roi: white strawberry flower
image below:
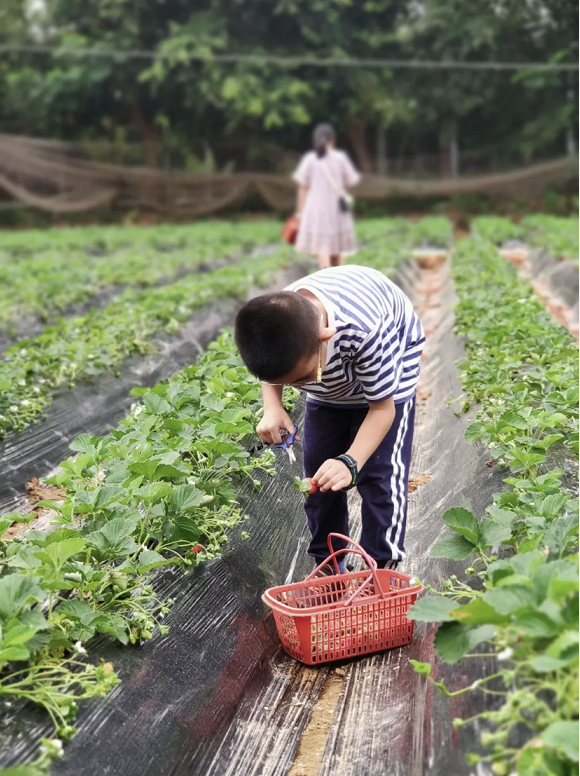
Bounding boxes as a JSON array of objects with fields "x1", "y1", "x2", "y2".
[{"x1": 497, "y1": 647, "x2": 513, "y2": 661}]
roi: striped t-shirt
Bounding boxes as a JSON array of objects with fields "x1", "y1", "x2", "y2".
[{"x1": 285, "y1": 265, "x2": 425, "y2": 406}]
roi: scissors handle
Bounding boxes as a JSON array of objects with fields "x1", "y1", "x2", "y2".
[{"x1": 274, "y1": 424, "x2": 299, "y2": 450}]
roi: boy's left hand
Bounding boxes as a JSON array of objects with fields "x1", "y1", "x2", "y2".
[{"x1": 312, "y1": 459, "x2": 352, "y2": 492}]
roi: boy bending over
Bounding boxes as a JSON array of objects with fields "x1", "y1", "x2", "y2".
[{"x1": 234, "y1": 265, "x2": 424, "y2": 571}]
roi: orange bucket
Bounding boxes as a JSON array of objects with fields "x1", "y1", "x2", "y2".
[{"x1": 262, "y1": 533, "x2": 423, "y2": 665}]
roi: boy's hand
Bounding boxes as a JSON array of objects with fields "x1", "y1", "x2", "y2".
[
  {"x1": 257, "y1": 409, "x2": 297, "y2": 445},
  {"x1": 313, "y1": 459, "x2": 352, "y2": 492}
]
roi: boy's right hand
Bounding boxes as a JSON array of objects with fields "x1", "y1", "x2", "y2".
[{"x1": 257, "y1": 409, "x2": 298, "y2": 445}]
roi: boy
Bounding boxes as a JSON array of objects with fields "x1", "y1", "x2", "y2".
[{"x1": 234, "y1": 264, "x2": 424, "y2": 571}]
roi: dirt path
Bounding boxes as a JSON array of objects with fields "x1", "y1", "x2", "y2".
[
  {"x1": 287, "y1": 671, "x2": 345, "y2": 776},
  {"x1": 284, "y1": 255, "x2": 451, "y2": 776},
  {"x1": 500, "y1": 247, "x2": 578, "y2": 339}
]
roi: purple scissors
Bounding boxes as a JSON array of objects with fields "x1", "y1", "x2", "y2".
[{"x1": 275, "y1": 424, "x2": 299, "y2": 464}]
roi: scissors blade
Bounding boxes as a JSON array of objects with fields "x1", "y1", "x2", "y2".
[{"x1": 287, "y1": 446, "x2": 297, "y2": 463}]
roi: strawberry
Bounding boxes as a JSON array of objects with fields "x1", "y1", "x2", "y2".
[
  {"x1": 305, "y1": 478, "x2": 318, "y2": 495},
  {"x1": 190, "y1": 544, "x2": 203, "y2": 554}
]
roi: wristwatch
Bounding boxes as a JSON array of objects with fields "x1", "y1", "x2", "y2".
[{"x1": 334, "y1": 453, "x2": 358, "y2": 490}]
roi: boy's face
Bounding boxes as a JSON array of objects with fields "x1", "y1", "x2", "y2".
[{"x1": 265, "y1": 347, "x2": 321, "y2": 387}]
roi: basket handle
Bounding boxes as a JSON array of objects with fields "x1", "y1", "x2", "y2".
[{"x1": 306, "y1": 533, "x2": 386, "y2": 606}]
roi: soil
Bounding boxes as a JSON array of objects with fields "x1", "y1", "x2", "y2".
[
  {"x1": 1, "y1": 477, "x2": 67, "y2": 540},
  {"x1": 287, "y1": 670, "x2": 345, "y2": 776},
  {"x1": 26, "y1": 476, "x2": 67, "y2": 507},
  {"x1": 408, "y1": 471, "x2": 433, "y2": 494},
  {"x1": 416, "y1": 387, "x2": 432, "y2": 404}
]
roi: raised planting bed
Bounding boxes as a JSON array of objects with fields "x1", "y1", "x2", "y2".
[
  {"x1": 407, "y1": 236, "x2": 579, "y2": 776},
  {"x1": 471, "y1": 215, "x2": 579, "y2": 335},
  {"x1": 0, "y1": 222, "x2": 282, "y2": 340},
  {"x1": 522, "y1": 215, "x2": 579, "y2": 266}
]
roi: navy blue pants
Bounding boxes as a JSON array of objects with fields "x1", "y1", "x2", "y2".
[{"x1": 302, "y1": 398, "x2": 416, "y2": 567}]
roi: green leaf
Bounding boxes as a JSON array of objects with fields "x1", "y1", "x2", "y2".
[
  {"x1": 135, "y1": 483, "x2": 173, "y2": 503},
  {"x1": 540, "y1": 494, "x2": 569, "y2": 518},
  {"x1": 0, "y1": 575, "x2": 44, "y2": 624},
  {"x1": 512, "y1": 611, "x2": 559, "y2": 638},
  {"x1": 530, "y1": 655, "x2": 568, "y2": 672},
  {"x1": 517, "y1": 534, "x2": 543, "y2": 554},
  {"x1": 507, "y1": 449, "x2": 546, "y2": 470},
  {"x1": 464, "y1": 422, "x2": 485, "y2": 443},
  {"x1": 536, "y1": 433, "x2": 564, "y2": 451},
  {"x1": 143, "y1": 393, "x2": 172, "y2": 415},
  {"x1": 95, "y1": 485, "x2": 126, "y2": 509},
  {"x1": 544, "y1": 514, "x2": 578, "y2": 554},
  {"x1": 2, "y1": 624, "x2": 41, "y2": 648},
  {"x1": 434, "y1": 622, "x2": 470, "y2": 663},
  {"x1": 0, "y1": 645, "x2": 30, "y2": 667},
  {"x1": 407, "y1": 596, "x2": 459, "y2": 622},
  {"x1": 0, "y1": 765, "x2": 49, "y2": 776},
  {"x1": 479, "y1": 518, "x2": 514, "y2": 547},
  {"x1": 434, "y1": 622, "x2": 495, "y2": 664},
  {"x1": 18, "y1": 609, "x2": 50, "y2": 632},
  {"x1": 74, "y1": 489, "x2": 98, "y2": 513},
  {"x1": 61, "y1": 452, "x2": 93, "y2": 476},
  {"x1": 6, "y1": 545, "x2": 43, "y2": 570},
  {"x1": 486, "y1": 506, "x2": 516, "y2": 526},
  {"x1": 409, "y1": 659, "x2": 432, "y2": 676},
  {"x1": 450, "y1": 598, "x2": 511, "y2": 626},
  {"x1": 138, "y1": 549, "x2": 174, "y2": 571},
  {"x1": 441, "y1": 508, "x2": 479, "y2": 544},
  {"x1": 548, "y1": 579, "x2": 579, "y2": 605},
  {"x1": 484, "y1": 585, "x2": 536, "y2": 615},
  {"x1": 58, "y1": 598, "x2": 97, "y2": 620},
  {"x1": 69, "y1": 433, "x2": 96, "y2": 454},
  {"x1": 201, "y1": 394, "x2": 226, "y2": 412},
  {"x1": 500, "y1": 410, "x2": 528, "y2": 429},
  {"x1": 85, "y1": 518, "x2": 138, "y2": 557},
  {"x1": 93, "y1": 613, "x2": 129, "y2": 645},
  {"x1": 153, "y1": 464, "x2": 189, "y2": 480},
  {"x1": 168, "y1": 484, "x2": 205, "y2": 513},
  {"x1": 36, "y1": 537, "x2": 86, "y2": 570},
  {"x1": 163, "y1": 516, "x2": 200, "y2": 545},
  {"x1": 430, "y1": 534, "x2": 475, "y2": 560},
  {"x1": 545, "y1": 630, "x2": 579, "y2": 662},
  {"x1": 541, "y1": 721, "x2": 579, "y2": 762}
]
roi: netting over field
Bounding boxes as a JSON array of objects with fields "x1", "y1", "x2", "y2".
[{"x1": 0, "y1": 134, "x2": 577, "y2": 215}]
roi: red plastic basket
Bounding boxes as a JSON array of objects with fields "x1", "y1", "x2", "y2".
[{"x1": 262, "y1": 534, "x2": 423, "y2": 665}]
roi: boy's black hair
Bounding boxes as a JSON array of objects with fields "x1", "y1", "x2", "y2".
[{"x1": 234, "y1": 292, "x2": 320, "y2": 381}]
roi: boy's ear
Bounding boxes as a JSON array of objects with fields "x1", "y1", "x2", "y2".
[{"x1": 319, "y1": 327, "x2": 336, "y2": 342}]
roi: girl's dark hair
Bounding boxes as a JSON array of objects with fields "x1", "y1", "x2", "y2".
[
  {"x1": 313, "y1": 123, "x2": 336, "y2": 158},
  {"x1": 234, "y1": 292, "x2": 320, "y2": 382}
]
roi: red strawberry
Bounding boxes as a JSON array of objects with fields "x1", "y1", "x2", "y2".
[
  {"x1": 305, "y1": 478, "x2": 318, "y2": 495},
  {"x1": 191, "y1": 544, "x2": 203, "y2": 554}
]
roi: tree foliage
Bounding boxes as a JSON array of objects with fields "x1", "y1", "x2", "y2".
[{"x1": 0, "y1": 0, "x2": 577, "y2": 172}]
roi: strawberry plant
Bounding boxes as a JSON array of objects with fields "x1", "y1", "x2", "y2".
[
  {"x1": 0, "y1": 217, "x2": 416, "y2": 440},
  {"x1": 471, "y1": 216, "x2": 525, "y2": 245},
  {"x1": 0, "y1": 329, "x2": 295, "y2": 770},
  {"x1": 408, "y1": 236, "x2": 579, "y2": 775},
  {"x1": 0, "y1": 221, "x2": 280, "y2": 333},
  {"x1": 0, "y1": 245, "x2": 298, "y2": 438},
  {"x1": 410, "y1": 216, "x2": 454, "y2": 248},
  {"x1": 522, "y1": 215, "x2": 579, "y2": 264}
]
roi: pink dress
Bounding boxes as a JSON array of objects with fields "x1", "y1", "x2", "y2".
[{"x1": 292, "y1": 148, "x2": 361, "y2": 256}]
